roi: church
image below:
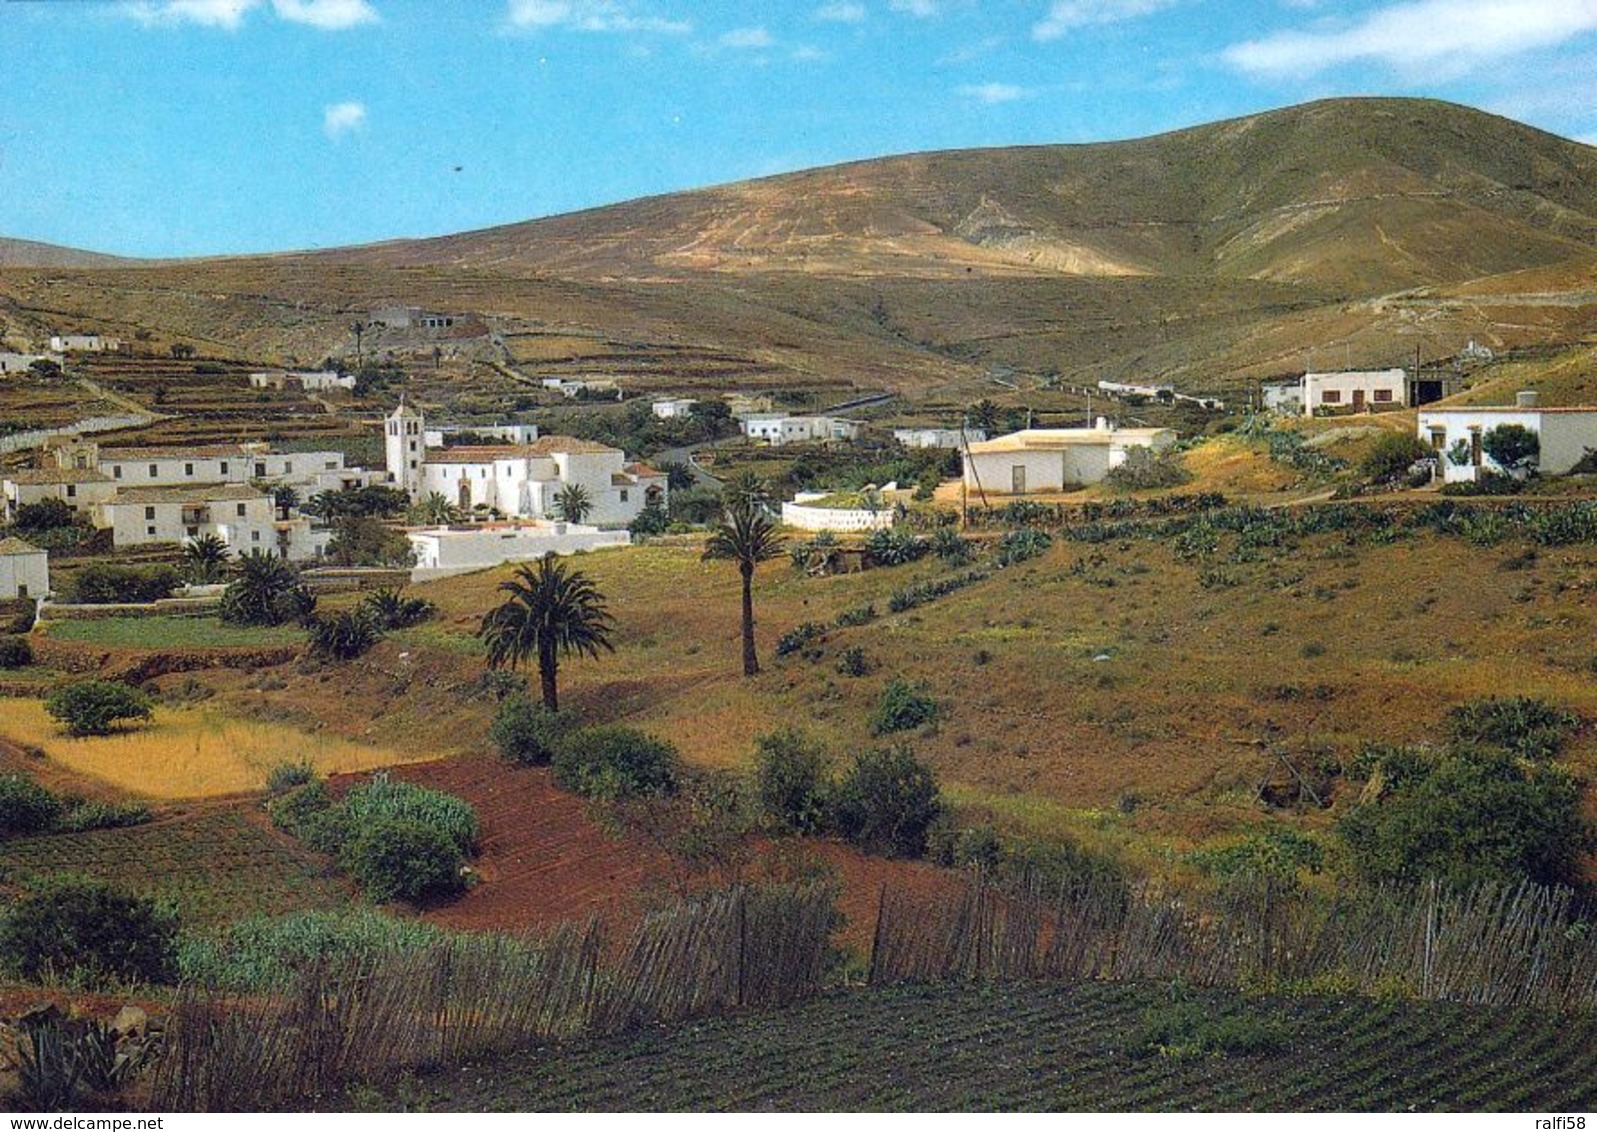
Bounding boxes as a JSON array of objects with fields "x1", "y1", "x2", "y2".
[{"x1": 385, "y1": 402, "x2": 666, "y2": 527}]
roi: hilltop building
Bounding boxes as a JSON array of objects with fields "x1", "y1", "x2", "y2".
[
  {"x1": 385, "y1": 403, "x2": 665, "y2": 527},
  {"x1": 49, "y1": 334, "x2": 121, "y2": 353},
  {"x1": 963, "y1": 423, "x2": 1177, "y2": 495}
]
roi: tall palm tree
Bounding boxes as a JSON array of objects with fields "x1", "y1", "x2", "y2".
[
  {"x1": 477, "y1": 555, "x2": 615, "y2": 711},
  {"x1": 181, "y1": 533, "x2": 230, "y2": 584},
  {"x1": 553, "y1": 483, "x2": 593, "y2": 524},
  {"x1": 703, "y1": 490, "x2": 784, "y2": 677}
]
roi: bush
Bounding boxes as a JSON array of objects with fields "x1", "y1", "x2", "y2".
[
  {"x1": 308, "y1": 607, "x2": 384, "y2": 661},
  {"x1": 56, "y1": 800, "x2": 152, "y2": 833},
  {"x1": 752, "y1": 730, "x2": 833, "y2": 835},
  {"x1": 343, "y1": 772, "x2": 479, "y2": 854},
  {"x1": 12, "y1": 497, "x2": 76, "y2": 535},
  {"x1": 628, "y1": 502, "x2": 670, "y2": 537},
  {"x1": 265, "y1": 761, "x2": 315, "y2": 795},
  {"x1": 1483, "y1": 423, "x2": 1540, "y2": 474},
  {"x1": 1360, "y1": 433, "x2": 1432, "y2": 482},
  {"x1": 0, "y1": 774, "x2": 64, "y2": 836},
  {"x1": 871, "y1": 678, "x2": 939, "y2": 735},
  {"x1": 1443, "y1": 697, "x2": 1580, "y2": 761},
  {"x1": 0, "y1": 635, "x2": 32, "y2": 669},
  {"x1": 552, "y1": 725, "x2": 678, "y2": 800},
  {"x1": 832, "y1": 745, "x2": 943, "y2": 858},
  {"x1": 45, "y1": 680, "x2": 154, "y2": 737},
  {"x1": 1338, "y1": 746, "x2": 1591, "y2": 889},
  {"x1": 69, "y1": 563, "x2": 182, "y2": 605},
  {"x1": 0, "y1": 877, "x2": 178, "y2": 987},
  {"x1": 490, "y1": 694, "x2": 570, "y2": 766},
  {"x1": 360, "y1": 587, "x2": 435, "y2": 630},
  {"x1": 775, "y1": 621, "x2": 827, "y2": 659},
  {"x1": 996, "y1": 528, "x2": 1053, "y2": 567},
  {"x1": 835, "y1": 646, "x2": 870, "y2": 677},
  {"x1": 342, "y1": 818, "x2": 466, "y2": 904},
  {"x1": 1103, "y1": 447, "x2": 1192, "y2": 492}
]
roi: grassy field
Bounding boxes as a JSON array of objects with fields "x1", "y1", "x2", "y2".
[
  {"x1": 43, "y1": 615, "x2": 305, "y2": 650},
  {"x1": 0, "y1": 700, "x2": 429, "y2": 798},
  {"x1": 359, "y1": 979, "x2": 1597, "y2": 1112}
]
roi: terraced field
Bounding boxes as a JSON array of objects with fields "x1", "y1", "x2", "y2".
[{"x1": 372, "y1": 980, "x2": 1597, "y2": 1112}]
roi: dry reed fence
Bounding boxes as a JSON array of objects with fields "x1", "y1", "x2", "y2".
[
  {"x1": 149, "y1": 883, "x2": 835, "y2": 1111},
  {"x1": 868, "y1": 872, "x2": 1597, "y2": 1011}
]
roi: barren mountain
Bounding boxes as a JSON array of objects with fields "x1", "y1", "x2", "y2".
[{"x1": 2, "y1": 97, "x2": 1594, "y2": 399}]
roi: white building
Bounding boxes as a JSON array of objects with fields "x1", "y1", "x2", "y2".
[
  {"x1": 2, "y1": 468, "x2": 116, "y2": 523},
  {"x1": 1261, "y1": 379, "x2": 1305, "y2": 415},
  {"x1": 49, "y1": 335, "x2": 120, "y2": 353},
  {"x1": 652, "y1": 399, "x2": 698, "y2": 419},
  {"x1": 387, "y1": 404, "x2": 665, "y2": 528},
  {"x1": 742, "y1": 415, "x2": 865, "y2": 445},
  {"x1": 894, "y1": 427, "x2": 985, "y2": 449},
  {"x1": 93, "y1": 484, "x2": 326, "y2": 560},
  {"x1": 95, "y1": 443, "x2": 353, "y2": 491},
  {"x1": 423, "y1": 423, "x2": 540, "y2": 448},
  {"x1": 0, "y1": 537, "x2": 49, "y2": 600},
  {"x1": 1418, "y1": 393, "x2": 1597, "y2": 483},
  {"x1": 249, "y1": 370, "x2": 357, "y2": 392},
  {"x1": 407, "y1": 522, "x2": 630, "y2": 581},
  {"x1": 1303, "y1": 369, "x2": 1406, "y2": 416},
  {"x1": 542, "y1": 378, "x2": 620, "y2": 399},
  {"x1": 963, "y1": 423, "x2": 1178, "y2": 495},
  {"x1": 0, "y1": 353, "x2": 56, "y2": 375}
]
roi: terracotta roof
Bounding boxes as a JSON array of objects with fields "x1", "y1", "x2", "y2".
[
  {"x1": 104, "y1": 484, "x2": 267, "y2": 505},
  {"x1": 4, "y1": 468, "x2": 112, "y2": 484},
  {"x1": 100, "y1": 444, "x2": 258, "y2": 460},
  {"x1": 0, "y1": 537, "x2": 43, "y2": 556},
  {"x1": 424, "y1": 436, "x2": 618, "y2": 463},
  {"x1": 624, "y1": 462, "x2": 665, "y2": 478}
]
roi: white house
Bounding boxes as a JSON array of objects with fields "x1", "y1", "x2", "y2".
[
  {"x1": 407, "y1": 522, "x2": 630, "y2": 581},
  {"x1": 963, "y1": 423, "x2": 1178, "y2": 495},
  {"x1": 0, "y1": 353, "x2": 56, "y2": 375},
  {"x1": 1417, "y1": 393, "x2": 1597, "y2": 483},
  {"x1": 2, "y1": 468, "x2": 116, "y2": 522},
  {"x1": 387, "y1": 404, "x2": 665, "y2": 528},
  {"x1": 742, "y1": 415, "x2": 864, "y2": 445},
  {"x1": 1261, "y1": 379, "x2": 1305, "y2": 415},
  {"x1": 0, "y1": 538, "x2": 49, "y2": 600},
  {"x1": 893, "y1": 427, "x2": 985, "y2": 449},
  {"x1": 541, "y1": 378, "x2": 620, "y2": 399},
  {"x1": 1303, "y1": 369, "x2": 1406, "y2": 416},
  {"x1": 652, "y1": 399, "x2": 698, "y2": 419},
  {"x1": 249, "y1": 370, "x2": 356, "y2": 392},
  {"x1": 93, "y1": 484, "x2": 324, "y2": 559},
  {"x1": 423, "y1": 423, "x2": 540, "y2": 448},
  {"x1": 49, "y1": 335, "x2": 120, "y2": 353},
  {"x1": 95, "y1": 443, "x2": 352, "y2": 491}
]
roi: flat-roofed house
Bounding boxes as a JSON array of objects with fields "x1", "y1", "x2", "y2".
[
  {"x1": 1303, "y1": 369, "x2": 1407, "y2": 416},
  {"x1": 0, "y1": 538, "x2": 48, "y2": 600},
  {"x1": 1418, "y1": 392, "x2": 1597, "y2": 483},
  {"x1": 962, "y1": 423, "x2": 1178, "y2": 495},
  {"x1": 93, "y1": 483, "x2": 325, "y2": 559},
  {"x1": 2, "y1": 468, "x2": 116, "y2": 522}
]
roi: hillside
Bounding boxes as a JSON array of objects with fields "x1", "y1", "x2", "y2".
[
  {"x1": 1, "y1": 97, "x2": 1594, "y2": 399},
  {"x1": 0, "y1": 237, "x2": 135, "y2": 269}
]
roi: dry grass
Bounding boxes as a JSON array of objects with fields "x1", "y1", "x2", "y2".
[{"x1": 0, "y1": 700, "x2": 429, "y2": 799}]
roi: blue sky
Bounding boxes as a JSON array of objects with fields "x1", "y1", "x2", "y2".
[{"x1": 3, "y1": 0, "x2": 1596, "y2": 257}]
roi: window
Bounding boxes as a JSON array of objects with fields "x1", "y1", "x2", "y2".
[
  {"x1": 255, "y1": 463, "x2": 266, "y2": 477},
  {"x1": 1321, "y1": 390, "x2": 1342, "y2": 404},
  {"x1": 112, "y1": 465, "x2": 122, "y2": 479},
  {"x1": 66, "y1": 485, "x2": 76, "y2": 498},
  {"x1": 1429, "y1": 429, "x2": 1447, "y2": 450},
  {"x1": 619, "y1": 489, "x2": 629, "y2": 503},
  {"x1": 252, "y1": 531, "x2": 260, "y2": 542},
  {"x1": 149, "y1": 463, "x2": 159, "y2": 477},
  {"x1": 185, "y1": 463, "x2": 195, "y2": 476},
  {"x1": 144, "y1": 506, "x2": 156, "y2": 520},
  {"x1": 146, "y1": 525, "x2": 156, "y2": 536},
  {"x1": 1372, "y1": 389, "x2": 1394, "y2": 403},
  {"x1": 220, "y1": 461, "x2": 229, "y2": 475},
  {"x1": 283, "y1": 461, "x2": 292, "y2": 474},
  {"x1": 16, "y1": 585, "x2": 27, "y2": 599},
  {"x1": 236, "y1": 503, "x2": 247, "y2": 517}
]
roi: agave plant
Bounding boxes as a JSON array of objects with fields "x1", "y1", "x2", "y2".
[
  {"x1": 361, "y1": 586, "x2": 436, "y2": 630},
  {"x1": 308, "y1": 607, "x2": 384, "y2": 661}
]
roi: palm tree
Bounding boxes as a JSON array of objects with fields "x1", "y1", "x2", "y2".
[
  {"x1": 703, "y1": 489, "x2": 785, "y2": 677},
  {"x1": 220, "y1": 550, "x2": 316, "y2": 627},
  {"x1": 181, "y1": 533, "x2": 230, "y2": 584},
  {"x1": 553, "y1": 483, "x2": 593, "y2": 524},
  {"x1": 477, "y1": 555, "x2": 615, "y2": 711},
  {"x1": 409, "y1": 491, "x2": 461, "y2": 526}
]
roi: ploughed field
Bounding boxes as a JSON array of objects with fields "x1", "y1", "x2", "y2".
[{"x1": 364, "y1": 978, "x2": 1597, "y2": 1112}]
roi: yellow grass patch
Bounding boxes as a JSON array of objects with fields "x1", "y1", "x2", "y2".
[{"x1": 1, "y1": 700, "x2": 430, "y2": 799}]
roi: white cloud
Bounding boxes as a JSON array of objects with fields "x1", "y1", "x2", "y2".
[
  {"x1": 505, "y1": 0, "x2": 690, "y2": 33},
  {"x1": 124, "y1": 0, "x2": 259, "y2": 29},
  {"x1": 792, "y1": 44, "x2": 828, "y2": 61},
  {"x1": 323, "y1": 101, "x2": 367, "y2": 139},
  {"x1": 889, "y1": 0, "x2": 940, "y2": 16},
  {"x1": 720, "y1": 26, "x2": 775, "y2": 48},
  {"x1": 958, "y1": 82, "x2": 1026, "y2": 104},
  {"x1": 1224, "y1": 0, "x2": 1597, "y2": 78},
  {"x1": 815, "y1": 1, "x2": 865, "y2": 20},
  {"x1": 1033, "y1": 0, "x2": 1174, "y2": 41},
  {"x1": 271, "y1": 0, "x2": 378, "y2": 29}
]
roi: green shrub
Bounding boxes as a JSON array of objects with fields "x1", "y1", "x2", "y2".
[
  {"x1": 995, "y1": 528, "x2": 1053, "y2": 566},
  {"x1": 490, "y1": 694, "x2": 570, "y2": 766},
  {"x1": 871, "y1": 678, "x2": 939, "y2": 735},
  {"x1": 1483, "y1": 423, "x2": 1540, "y2": 474},
  {"x1": 308, "y1": 607, "x2": 384, "y2": 660},
  {"x1": 835, "y1": 646, "x2": 870, "y2": 677},
  {"x1": 1443, "y1": 697, "x2": 1580, "y2": 761},
  {"x1": 1133, "y1": 997, "x2": 1289, "y2": 1060},
  {"x1": 832, "y1": 745, "x2": 942, "y2": 858},
  {"x1": 0, "y1": 877, "x2": 178, "y2": 987},
  {"x1": 342, "y1": 818, "x2": 466, "y2": 904},
  {"x1": 44, "y1": 680, "x2": 154, "y2": 737},
  {"x1": 1104, "y1": 447, "x2": 1192, "y2": 491},
  {"x1": 775, "y1": 621, "x2": 827, "y2": 659},
  {"x1": 752, "y1": 729, "x2": 833, "y2": 835},
  {"x1": 265, "y1": 761, "x2": 315, "y2": 795},
  {"x1": 0, "y1": 774, "x2": 64, "y2": 836},
  {"x1": 343, "y1": 772, "x2": 479, "y2": 853},
  {"x1": 360, "y1": 587, "x2": 435, "y2": 631},
  {"x1": 69, "y1": 563, "x2": 182, "y2": 605},
  {"x1": 56, "y1": 800, "x2": 153, "y2": 833},
  {"x1": 0, "y1": 635, "x2": 33, "y2": 669},
  {"x1": 1360, "y1": 433, "x2": 1432, "y2": 482},
  {"x1": 177, "y1": 910, "x2": 453, "y2": 990},
  {"x1": 267, "y1": 780, "x2": 350, "y2": 853},
  {"x1": 11, "y1": 497, "x2": 76, "y2": 536},
  {"x1": 552, "y1": 725, "x2": 679, "y2": 800}
]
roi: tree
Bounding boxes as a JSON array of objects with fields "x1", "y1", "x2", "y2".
[
  {"x1": 220, "y1": 550, "x2": 315, "y2": 627},
  {"x1": 477, "y1": 555, "x2": 615, "y2": 712},
  {"x1": 0, "y1": 877, "x2": 178, "y2": 986},
  {"x1": 753, "y1": 729, "x2": 833, "y2": 835},
  {"x1": 409, "y1": 491, "x2": 461, "y2": 526},
  {"x1": 11, "y1": 497, "x2": 75, "y2": 535},
  {"x1": 272, "y1": 484, "x2": 300, "y2": 520},
  {"x1": 27, "y1": 358, "x2": 61, "y2": 380},
  {"x1": 181, "y1": 533, "x2": 230, "y2": 584},
  {"x1": 967, "y1": 399, "x2": 1001, "y2": 434},
  {"x1": 1483, "y1": 423, "x2": 1541, "y2": 476},
  {"x1": 832, "y1": 745, "x2": 943, "y2": 859},
  {"x1": 325, "y1": 516, "x2": 414, "y2": 567},
  {"x1": 1360, "y1": 433, "x2": 1431, "y2": 482},
  {"x1": 45, "y1": 680, "x2": 154, "y2": 737},
  {"x1": 702, "y1": 486, "x2": 784, "y2": 677},
  {"x1": 553, "y1": 483, "x2": 594, "y2": 524}
]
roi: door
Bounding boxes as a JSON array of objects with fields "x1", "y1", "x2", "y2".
[
  {"x1": 1011, "y1": 465, "x2": 1026, "y2": 494},
  {"x1": 1351, "y1": 388, "x2": 1366, "y2": 410}
]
